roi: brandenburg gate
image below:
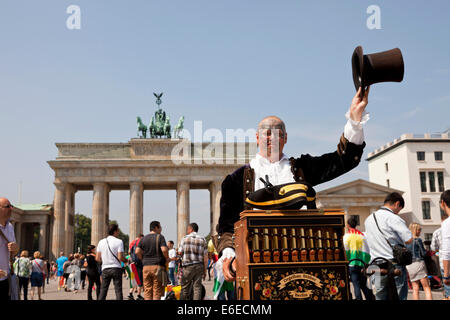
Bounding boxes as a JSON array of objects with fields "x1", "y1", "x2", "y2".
[{"x1": 47, "y1": 139, "x2": 256, "y2": 259}]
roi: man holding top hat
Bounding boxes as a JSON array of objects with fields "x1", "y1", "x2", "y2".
[{"x1": 213, "y1": 45, "x2": 405, "y2": 298}]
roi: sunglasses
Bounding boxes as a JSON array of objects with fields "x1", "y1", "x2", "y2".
[{"x1": 1, "y1": 204, "x2": 13, "y2": 209}]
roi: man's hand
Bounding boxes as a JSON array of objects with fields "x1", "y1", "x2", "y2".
[
  {"x1": 349, "y1": 86, "x2": 370, "y2": 122},
  {"x1": 8, "y1": 242, "x2": 18, "y2": 255},
  {"x1": 222, "y1": 257, "x2": 236, "y2": 282},
  {"x1": 0, "y1": 269, "x2": 7, "y2": 278}
]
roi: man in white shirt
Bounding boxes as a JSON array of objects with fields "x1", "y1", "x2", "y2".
[
  {"x1": 431, "y1": 212, "x2": 450, "y2": 299},
  {"x1": 440, "y1": 190, "x2": 450, "y2": 299},
  {"x1": 0, "y1": 197, "x2": 18, "y2": 300},
  {"x1": 167, "y1": 240, "x2": 177, "y2": 285},
  {"x1": 364, "y1": 192, "x2": 413, "y2": 300},
  {"x1": 218, "y1": 87, "x2": 371, "y2": 284},
  {"x1": 96, "y1": 223, "x2": 127, "y2": 300}
]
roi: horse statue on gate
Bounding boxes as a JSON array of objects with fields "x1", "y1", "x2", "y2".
[
  {"x1": 173, "y1": 116, "x2": 184, "y2": 139},
  {"x1": 137, "y1": 116, "x2": 147, "y2": 138}
]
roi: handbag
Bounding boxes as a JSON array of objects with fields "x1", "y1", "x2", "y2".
[
  {"x1": 373, "y1": 210, "x2": 412, "y2": 266},
  {"x1": 154, "y1": 234, "x2": 169, "y2": 287}
]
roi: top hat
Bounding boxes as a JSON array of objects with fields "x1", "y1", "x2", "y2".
[
  {"x1": 245, "y1": 176, "x2": 316, "y2": 210},
  {"x1": 352, "y1": 46, "x2": 404, "y2": 98}
]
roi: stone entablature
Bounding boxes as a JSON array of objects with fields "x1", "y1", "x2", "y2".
[{"x1": 56, "y1": 139, "x2": 257, "y2": 163}]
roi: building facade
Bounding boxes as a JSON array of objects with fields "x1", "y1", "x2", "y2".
[
  {"x1": 367, "y1": 132, "x2": 450, "y2": 241},
  {"x1": 317, "y1": 179, "x2": 403, "y2": 232},
  {"x1": 10, "y1": 204, "x2": 53, "y2": 259}
]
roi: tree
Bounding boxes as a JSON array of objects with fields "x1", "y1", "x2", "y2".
[
  {"x1": 73, "y1": 214, "x2": 129, "y2": 254},
  {"x1": 74, "y1": 213, "x2": 91, "y2": 254}
]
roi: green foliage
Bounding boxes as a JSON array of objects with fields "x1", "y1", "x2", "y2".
[
  {"x1": 73, "y1": 214, "x2": 129, "y2": 255},
  {"x1": 74, "y1": 213, "x2": 91, "y2": 254}
]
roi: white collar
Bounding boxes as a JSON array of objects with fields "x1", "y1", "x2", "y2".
[{"x1": 255, "y1": 153, "x2": 289, "y2": 166}]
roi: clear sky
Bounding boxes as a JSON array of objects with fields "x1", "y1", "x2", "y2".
[{"x1": 1, "y1": 0, "x2": 449, "y2": 245}]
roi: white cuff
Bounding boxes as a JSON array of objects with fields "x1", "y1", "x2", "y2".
[
  {"x1": 221, "y1": 248, "x2": 236, "y2": 260},
  {"x1": 344, "y1": 111, "x2": 370, "y2": 145}
]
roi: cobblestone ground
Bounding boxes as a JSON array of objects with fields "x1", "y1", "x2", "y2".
[
  {"x1": 20, "y1": 274, "x2": 216, "y2": 301},
  {"x1": 17, "y1": 275, "x2": 445, "y2": 301}
]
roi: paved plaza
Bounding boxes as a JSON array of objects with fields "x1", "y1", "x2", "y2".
[
  {"x1": 16, "y1": 274, "x2": 446, "y2": 301},
  {"x1": 19, "y1": 275, "x2": 216, "y2": 301}
]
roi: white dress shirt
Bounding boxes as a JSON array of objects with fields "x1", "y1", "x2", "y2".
[
  {"x1": 441, "y1": 218, "x2": 450, "y2": 262},
  {"x1": 250, "y1": 116, "x2": 369, "y2": 191}
]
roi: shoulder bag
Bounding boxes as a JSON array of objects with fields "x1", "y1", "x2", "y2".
[
  {"x1": 154, "y1": 234, "x2": 169, "y2": 287},
  {"x1": 373, "y1": 210, "x2": 412, "y2": 266},
  {"x1": 34, "y1": 259, "x2": 46, "y2": 280}
]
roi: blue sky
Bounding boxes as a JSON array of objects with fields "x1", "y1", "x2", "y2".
[{"x1": 1, "y1": 0, "x2": 449, "y2": 245}]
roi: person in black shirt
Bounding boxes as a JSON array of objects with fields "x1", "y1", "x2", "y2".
[
  {"x1": 136, "y1": 221, "x2": 169, "y2": 300},
  {"x1": 85, "y1": 245, "x2": 101, "y2": 300}
]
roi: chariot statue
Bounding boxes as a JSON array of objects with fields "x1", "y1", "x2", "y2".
[
  {"x1": 135, "y1": 91, "x2": 184, "y2": 139},
  {"x1": 149, "y1": 92, "x2": 171, "y2": 138}
]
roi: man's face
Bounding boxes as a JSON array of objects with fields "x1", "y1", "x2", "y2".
[
  {"x1": 168, "y1": 242, "x2": 173, "y2": 249},
  {"x1": 187, "y1": 226, "x2": 193, "y2": 234},
  {"x1": 256, "y1": 125, "x2": 287, "y2": 161},
  {"x1": 0, "y1": 198, "x2": 13, "y2": 222}
]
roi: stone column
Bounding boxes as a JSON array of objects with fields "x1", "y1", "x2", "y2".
[
  {"x1": 65, "y1": 184, "x2": 75, "y2": 255},
  {"x1": 39, "y1": 222, "x2": 47, "y2": 257},
  {"x1": 51, "y1": 183, "x2": 66, "y2": 260},
  {"x1": 14, "y1": 222, "x2": 22, "y2": 251},
  {"x1": 129, "y1": 182, "x2": 144, "y2": 242},
  {"x1": 92, "y1": 182, "x2": 107, "y2": 247},
  {"x1": 343, "y1": 206, "x2": 349, "y2": 230},
  {"x1": 103, "y1": 185, "x2": 111, "y2": 238},
  {"x1": 209, "y1": 180, "x2": 222, "y2": 237},
  {"x1": 177, "y1": 181, "x2": 190, "y2": 246}
]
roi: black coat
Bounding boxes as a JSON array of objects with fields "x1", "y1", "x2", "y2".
[{"x1": 218, "y1": 136, "x2": 365, "y2": 235}]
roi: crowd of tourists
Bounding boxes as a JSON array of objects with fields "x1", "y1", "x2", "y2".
[
  {"x1": 344, "y1": 190, "x2": 450, "y2": 300},
  {"x1": 2, "y1": 190, "x2": 450, "y2": 301}
]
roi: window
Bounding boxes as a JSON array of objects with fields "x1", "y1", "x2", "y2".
[
  {"x1": 435, "y1": 151, "x2": 443, "y2": 161},
  {"x1": 386, "y1": 179, "x2": 390, "y2": 188},
  {"x1": 438, "y1": 171, "x2": 445, "y2": 192},
  {"x1": 422, "y1": 201, "x2": 431, "y2": 220},
  {"x1": 417, "y1": 151, "x2": 425, "y2": 161},
  {"x1": 424, "y1": 233, "x2": 433, "y2": 242},
  {"x1": 385, "y1": 163, "x2": 389, "y2": 172},
  {"x1": 420, "y1": 172, "x2": 427, "y2": 192},
  {"x1": 428, "y1": 172, "x2": 436, "y2": 192}
]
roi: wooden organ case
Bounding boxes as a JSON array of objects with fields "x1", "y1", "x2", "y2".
[{"x1": 234, "y1": 209, "x2": 350, "y2": 300}]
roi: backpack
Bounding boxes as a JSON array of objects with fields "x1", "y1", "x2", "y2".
[{"x1": 130, "y1": 240, "x2": 142, "y2": 266}]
